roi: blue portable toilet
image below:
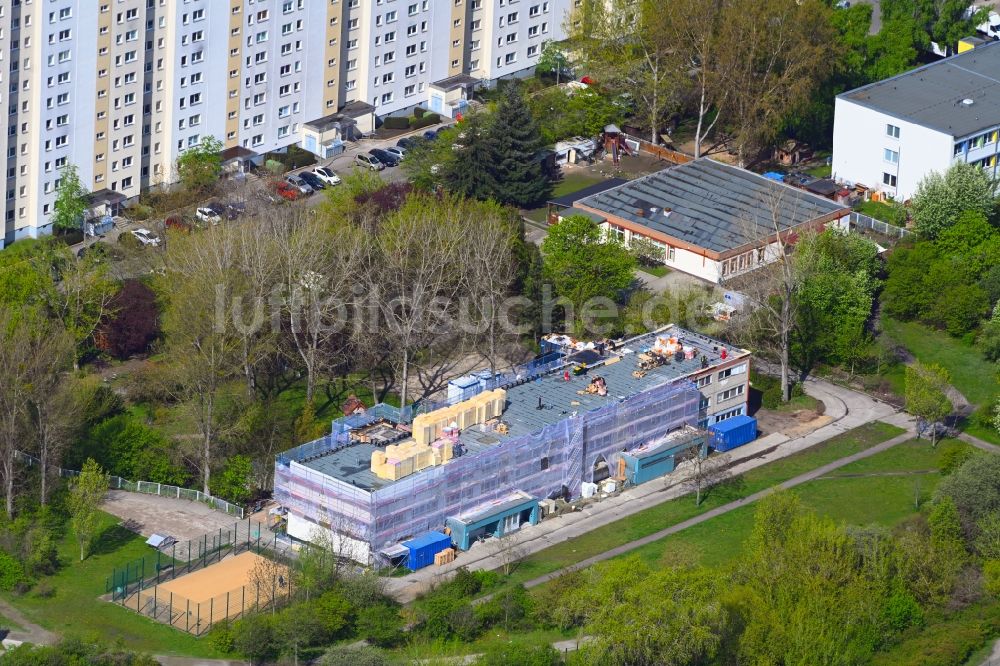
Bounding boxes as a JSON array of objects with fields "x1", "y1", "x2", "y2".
[
  {"x1": 402, "y1": 531, "x2": 453, "y2": 570},
  {"x1": 709, "y1": 415, "x2": 757, "y2": 452}
]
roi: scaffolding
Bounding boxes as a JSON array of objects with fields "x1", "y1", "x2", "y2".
[{"x1": 274, "y1": 378, "x2": 700, "y2": 564}]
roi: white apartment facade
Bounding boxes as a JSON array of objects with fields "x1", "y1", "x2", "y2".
[
  {"x1": 1, "y1": 0, "x2": 573, "y2": 249},
  {"x1": 832, "y1": 40, "x2": 1000, "y2": 202}
]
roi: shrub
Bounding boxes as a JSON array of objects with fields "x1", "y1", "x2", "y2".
[
  {"x1": 984, "y1": 560, "x2": 1000, "y2": 597},
  {"x1": 413, "y1": 107, "x2": 426, "y2": 119},
  {"x1": 128, "y1": 203, "x2": 153, "y2": 221},
  {"x1": 208, "y1": 620, "x2": 236, "y2": 653},
  {"x1": 320, "y1": 646, "x2": 391, "y2": 666},
  {"x1": 354, "y1": 603, "x2": 403, "y2": 648},
  {"x1": 409, "y1": 113, "x2": 441, "y2": 130},
  {"x1": 882, "y1": 590, "x2": 924, "y2": 631},
  {"x1": 0, "y1": 552, "x2": 28, "y2": 591},
  {"x1": 32, "y1": 581, "x2": 55, "y2": 599},
  {"x1": 938, "y1": 441, "x2": 974, "y2": 476},
  {"x1": 96, "y1": 280, "x2": 159, "y2": 360},
  {"x1": 382, "y1": 116, "x2": 410, "y2": 130}
]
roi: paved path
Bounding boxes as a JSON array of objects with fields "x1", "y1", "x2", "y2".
[
  {"x1": 0, "y1": 597, "x2": 57, "y2": 646},
  {"x1": 385, "y1": 379, "x2": 905, "y2": 603},
  {"x1": 519, "y1": 427, "x2": 915, "y2": 590},
  {"x1": 959, "y1": 432, "x2": 1000, "y2": 455}
]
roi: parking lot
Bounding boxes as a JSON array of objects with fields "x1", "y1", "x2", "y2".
[{"x1": 74, "y1": 121, "x2": 453, "y2": 255}]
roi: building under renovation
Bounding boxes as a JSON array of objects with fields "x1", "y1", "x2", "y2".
[{"x1": 273, "y1": 326, "x2": 751, "y2": 565}]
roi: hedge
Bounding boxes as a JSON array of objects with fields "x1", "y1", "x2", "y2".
[
  {"x1": 409, "y1": 113, "x2": 441, "y2": 130},
  {"x1": 413, "y1": 107, "x2": 426, "y2": 119},
  {"x1": 383, "y1": 116, "x2": 410, "y2": 130}
]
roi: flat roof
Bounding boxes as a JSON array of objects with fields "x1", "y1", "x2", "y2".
[
  {"x1": 839, "y1": 41, "x2": 1000, "y2": 138},
  {"x1": 298, "y1": 326, "x2": 749, "y2": 492},
  {"x1": 576, "y1": 159, "x2": 847, "y2": 254},
  {"x1": 431, "y1": 74, "x2": 480, "y2": 92},
  {"x1": 304, "y1": 101, "x2": 375, "y2": 132}
]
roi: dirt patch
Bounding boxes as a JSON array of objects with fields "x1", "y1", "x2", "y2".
[
  {"x1": 102, "y1": 490, "x2": 243, "y2": 542},
  {"x1": 754, "y1": 406, "x2": 829, "y2": 439}
]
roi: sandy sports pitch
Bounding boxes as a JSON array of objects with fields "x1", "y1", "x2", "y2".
[{"x1": 156, "y1": 551, "x2": 285, "y2": 604}]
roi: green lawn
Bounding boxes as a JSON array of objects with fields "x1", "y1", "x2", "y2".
[
  {"x1": 805, "y1": 163, "x2": 832, "y2": 178},
  {"x1": 637, "y1": 265, "x2": 669, "y2": 278},
  {"x1": 500, "y1": 421, "x2": 904, "y2": 587},
  {"x1": 3, "y1": 512, "x2": 224, "y2": 657},
  {"x1": 883, "y1": 318, "x2": 997, "y2": 408},
  {"x1": 521, "y1": 171, "x2": 609, "y2": 224},
  {"x1": 602, "y1": 437, "x2": 965, "y2": 570}
]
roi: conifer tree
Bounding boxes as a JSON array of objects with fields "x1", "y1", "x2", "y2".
[
  {"x1": 489, "y1": 83, "x2": 552, "y2": 207},
  {"x1": 447, "y1": 114, "x2": 498, "y2": 201}
]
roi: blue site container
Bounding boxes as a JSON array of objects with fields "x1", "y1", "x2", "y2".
[
  {"x1": 402, "y1": 531, "x2": 452, "y2": 570},
  {"x1": 709, "y1": 415, "x2": 757, "y2": 452}
]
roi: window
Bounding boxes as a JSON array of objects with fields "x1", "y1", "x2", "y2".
[
  {"x1": 884, "y1": 148, "x2": 899, "y2": 164},
  {"x1": 504, "y1": 52, "x2": 516, "y2": 64},
  {"x1": 381, "y1": 92, "x2": 393, "y2": 104},
  {"x1": 540, "y1": 456, "x2": 549, "y2": 471},
  {"x1": 405, "y1": 84, "x2": 415, "y2": 96},
  {"x1": 718, "y1": 364, "x2": 746, "y2": 380},
  {"x1": 717, "y1": 385, "x2": 744, "y2": 402},
  {"x1": 886, "y1": 123, "x2": 900, "y2": 139},
  {"x1": 715, "y1": 407, "x2": 744, "y2": 423},
  {"x1": 696, "y1": 375, "x2": 712, "y2": 388},
  {"x1": 882, "y1": 172, "x2": 897, "y2": 188},
  {"x1": 405, "y1": 64, "x2": 416, "y2": 77},
  {"x1": 527, "y1": 44, "x2": 538, "y2": 57}
]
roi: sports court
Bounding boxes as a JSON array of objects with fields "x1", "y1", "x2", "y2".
[{"x1": 131, "y1": 551, "x2": 290, "y2": 634}]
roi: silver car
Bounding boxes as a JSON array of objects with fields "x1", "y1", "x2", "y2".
[
  {"x1": 285, "y1": 174, "x2": 314, "y2": 194},
  {"x1": 354, "y1": 153, "x2": 385, "y2": 171}
]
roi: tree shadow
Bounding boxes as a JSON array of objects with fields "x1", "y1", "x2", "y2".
[
  {"x1": 89, "y1": 523, "x2": 141, "y2": 557},
  {"x1": 706, "y1": 474, "x2": 748, "y2": 505}
]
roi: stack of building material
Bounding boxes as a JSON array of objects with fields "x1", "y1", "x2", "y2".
[
  {"x1": 434, "y1": 548, "x2": 456, "y2": 566},
  {"x1": 411, "y1": 389, "x2": 507, "y2": 446}
]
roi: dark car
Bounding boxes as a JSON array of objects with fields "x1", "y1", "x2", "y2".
[
  {"x1": 423, "y1": 130, "x2": 438, "y2": 141},
  {"x1": 206, "y1": 202, "x2": 231, "y2": 219},
  {"x1": 298, "y1": 171, "x2": 326, "y2": 191},
  {"x1": 397, "y1": 136, "x2": 419, "y2": 150},
  {"x1": 369, "y1": 148, "x2": 400, "y2": 167}
]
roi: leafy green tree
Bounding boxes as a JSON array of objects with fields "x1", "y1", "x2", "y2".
[
  {"x1": 209, "y1": 454, "x2": 254, "y2": 503},
  {"x1": 905, "y1": 362, "x2": 953, "y2": 446},
  {"x1": 489, "y1": 83, "x2": 551, "y2": 207},
  {"x1": 277, "y1": 602, "x2": 325, "y2": 666},
  {"x1": 69, "y1": 458, "x2": 108, "y2": 561},
  {"x1": 232, "y1": 613, "x2": 281, "y2": 665},
  {"x1": 176, "y1": 135, "x2": 223, "y2": 193},
  {"x1": 354, "y1": 603, "x2": 404, "y2": 648},
  {"x1": 535, "y1": 40, "x2": 571, "y2": 83},
  {"x1": 540, "y1": 215, "x2": 636, "y2": 336},
  {"x1": 81, "y1": 414, "x2": 187, "y2": 485},
  {"x1": 51, "y1": 164, "x2": 90, "y2": 232},
  {"x1": 477, "y1": 642, "x2": 561, "y2": 666},
  {"x1": 975, "y1": 512, "x2": 1000, "y2": 559},
  {"x1": 911, "y1": 162, "x2": 996, "y2": 238},
  {"x1": 936, "y1": 453, "x2": 1000, "y2": 536}
]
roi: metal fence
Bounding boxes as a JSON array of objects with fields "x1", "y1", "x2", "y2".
[
  {"x1": 114, "y1": 533, "x2": 293, "y2": 636},
  {"x1": 105, "y1": 518, "x2": 277, "y2": 601},
  {"x1": 850, "y1": 211, "x2": 912, "y2": 239},
  {"x1": 13, "y1": 450, "x2": 244, "y2": 518}
]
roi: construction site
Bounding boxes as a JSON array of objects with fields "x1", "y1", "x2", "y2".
[{"x1": 273, "y1": 325, "x2": 753, "y2": 567}]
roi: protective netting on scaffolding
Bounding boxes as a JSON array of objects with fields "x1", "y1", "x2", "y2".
[{"x1": 368, "y1": 379, "x2": 700, "y2": 552}]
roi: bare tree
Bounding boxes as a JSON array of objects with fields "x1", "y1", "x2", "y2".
[
  {"x1": 720, "y1": 0, "x2": 831, "y2": 165},
  {"x1": 249, "y1": 554, "x2": 290, "y2": 613},
  {"x1": 680, "y1": 449, "x2": 731, "y2": 506},
  {"x1": 729, "y1": 186, "x2": 808, "y2": 403},
  {"x1": 275, "y1": 211, "x2": 365, "y2": 404},
  {"x1": 570, "y1": 0, "x2": 682, "y2": 145},
  {"x1": 23, "y1": 328, "x2": 77, "y2": 505},
  {"x1": 490, "y1": 531, "x2": 527, "y2": 577},
  {"x1": 371, "y1": 194, "x2": 467, "y2": 407}
]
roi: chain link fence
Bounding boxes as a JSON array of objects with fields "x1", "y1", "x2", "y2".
[{"x1": 14, "y1": 450, "x2": 244, "y2": 518}]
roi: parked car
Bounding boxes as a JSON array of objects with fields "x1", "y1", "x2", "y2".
[
  {"x1": 131, "y1": 228, "x2": 161, "y2": 247},
  {"x1": 369, "y1": 148, "x2": 400, "y2": 167},
  {"x1": 298, "y1": 171, "x2": 326, "y2": 191},
  {"x1": 275, "y1": 181, "x2": 301, "y2": 201},
  {"x1": 312, "y1": 166, "x2": 342, "y2": 185},
  {"x1": 354, "y1": 153, "x2": 385, "y2": 171},
  {"x1": 384, "y1": 146, "x2": 406, "y2": 161},
  {"x1": 423, "y1": 130, "x2": 438, "y2": 141},
  {"x1": 225, "y1": 202, "x2": 246, "y2": 219},
  {"x1": 285, "y1": 174, "x2": 314, "y2": 194},
  {"x1": 396, "y1": 137, "x2": 419, "y2": 150},
  {"x1": 165, "y1": 215, "x2": 192, "y2": 234},
  {"x1": 196, "y1": 206, "x2": 222, "y2": 225}
]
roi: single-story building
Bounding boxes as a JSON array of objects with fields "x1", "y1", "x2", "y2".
[
  {"x1": 428, "y1": 74, "x2": 480, "y2": 120},
  {"x1": 220, "y1": 146, "x2": 261, "y2": 175},
  {"x1": 301, "y1": 101, "x2": 376, "y2": 159},
  {"x1": 573, "y1": 158, "x2": 851, "y2": 284}
]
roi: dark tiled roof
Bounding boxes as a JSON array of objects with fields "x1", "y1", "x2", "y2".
[{"x1": 577, "y1": 159, "x2": 847, "y2": 253}]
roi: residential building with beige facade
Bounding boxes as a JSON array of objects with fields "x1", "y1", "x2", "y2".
[{"x1": 1, "y1": 0, "x2": 573, "y2": 249}]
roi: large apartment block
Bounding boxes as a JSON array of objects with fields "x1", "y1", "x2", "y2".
[
  {"x1": 832, "y1": 40, "x2": 1000, "y2": 201},
  {"x1": 0, "y1": 0, "x2": 572, "y2": 249}
]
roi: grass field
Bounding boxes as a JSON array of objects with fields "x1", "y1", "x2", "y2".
[
  {"x1": 637, "y1": 264, "x2": 669, "y2": 278},
  {"x1": 882, "y1": 318, "x2": 996, "y2": 408},
  {"x1": 522, "y1": 171, "x2": 608, "y2": 224},
  {"x1": 3, "y1": 512, "x2": 224, "y2": 657},
  {"x1": 499, "y1": 421, "x2": 904, "y2": 587}
]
